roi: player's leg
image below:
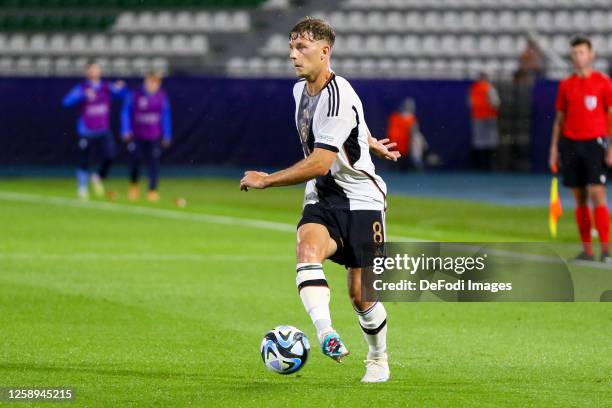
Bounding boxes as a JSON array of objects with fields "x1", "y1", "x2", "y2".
[
  {"x1": 344, "y1": 209, "x2": 389, "y2": 382},
  {"x1": 295, "y1": 221, "x2": 348, "y2": 361},
  {"x1": 127, "y1": 140, "x2": 141, "y2": 200},
  {"x1": 145, "y1": 141, "x2": 161, "y2": 202},
  {"x1": 76, "y1": 137, "x2": 91, "y2": 199},
  {"x1": 97, "y1": 132, "x2": 115, "y2": 180},
  {"x1": 585, "y1": 138, "x2": 610, "y2": 262},
  {"x1": 572, "y1": 187, "x2": 593, "y2": 260},
  {"x1": 588, "y1": 184, "x2": 609, "y2": 261},
  {"x1": 347, "y1": 267, "x2": 389, "y2": 383},
  {"x1": 91, "y1": 132, "x2": 115, "y2": 197},
  {"x1": 560, "y1": 138, "x2": 594, "y2": 260}
]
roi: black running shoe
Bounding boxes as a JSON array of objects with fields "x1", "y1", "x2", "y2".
[{"x1": 573, "y1": 251, "x2": 595, "y2": 262}]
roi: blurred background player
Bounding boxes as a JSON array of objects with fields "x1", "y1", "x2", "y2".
[
  {"x1": 62, "y1": 61, "x2": 126, "y2": 199},
  {"x1": 468, "y1": 71, "x2": 501, "y2": 171},
  {"x1": 549, "y1": 35, "x2": 612, "y2": 262},
  {"x1": 121, "y1": 72, "x2": 172, "y2": 202}
]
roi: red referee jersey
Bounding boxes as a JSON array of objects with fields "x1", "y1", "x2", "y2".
[{"x1": 555, "y1": 70, "x2": 612, "y2": 140}]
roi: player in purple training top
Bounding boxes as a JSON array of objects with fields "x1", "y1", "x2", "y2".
[
  {"x1": 62, "y1": 61, "x2": 127, "y2": 199},
  {"x1": 121, "y1": 71, "x2": 172, "y2": 202}
]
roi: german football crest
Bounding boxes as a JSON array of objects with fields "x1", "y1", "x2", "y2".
[{"x1": 584, "y1": 95, "x2": 597, "y2": 111}]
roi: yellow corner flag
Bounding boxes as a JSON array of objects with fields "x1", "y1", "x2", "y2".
[{"x1": 549, "y1": 165, "x2": 563, "y2": 238}]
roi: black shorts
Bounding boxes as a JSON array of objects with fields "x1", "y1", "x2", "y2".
[
  {"x1": 297, "y1": 203, "x2": 386, "y2": 268},
  {"x1": 558, "y1": 136, "x2": 608, "y2": 188}
]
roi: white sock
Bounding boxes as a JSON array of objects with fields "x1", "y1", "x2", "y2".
[
  {"x1": 357, "y1": 302, "x2": 387, "y2": 359},
  {"x1": 296, "y1": 263, "x2": 332, "y2": 342}
]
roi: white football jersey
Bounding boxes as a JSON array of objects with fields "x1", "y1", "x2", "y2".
[{"x1": 293, "y1": 73, "x2": 387, "y2": 211}]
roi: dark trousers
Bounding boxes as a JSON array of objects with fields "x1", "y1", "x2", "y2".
[
  {"x1": 78, "y1": 132, "x2": 116, "y2": 178},
  {"x1": 128, "y1": 139, "x2": 161, "y2": 191}
]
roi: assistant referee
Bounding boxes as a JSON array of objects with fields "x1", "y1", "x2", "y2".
[{"x1": 549, "y1": 35, "x2": 612, "y2": 262}]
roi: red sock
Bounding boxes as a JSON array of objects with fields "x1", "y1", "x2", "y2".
[
  {"x1": 575, "y1": 206, "x2": 593, "y2": 256},
  {"x1": 594, "y1": 205, "x2": 610, "y2": 254}
]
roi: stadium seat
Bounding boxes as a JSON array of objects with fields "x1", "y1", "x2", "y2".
[
  {"x1": 227, "y1": 56, "x2": 246, "y2": 74},
  {"x1": 131, "y1": 57, "x2": 149, "y2": 74},
  {"x1": 110, "y1": 57, "x2": 129, "y2": 74},
  {"x1": 440, "y1": 35, "x2": 459, "y2": 57},
  {"x1": 189, "y1": 35, "x2": 208, "y2": 54},
  {"x1": 130, "y1": 34, "x2": 149, "y2": 55},
  {"x1": 386, "y1": 11, "x2": 404, "y2": 32},
  {"x1": 151, "y1": 57, "x2": 168, "y2": 74},
  {"x1": 459, "y1": 11, "x2": 477, "y2": 33},
  {"x1": 69, "y1": 34, "x2": 88, "y2": 55},
  {"x1": 0, "y1": 56, "x2": 14, "y2": 73},
  {"x1": 169, "y1": 34, "x2": 189, "y2": 55},
  {"x1": 29, "y1": 33, "x2": 46, "y2": 54},
  {"x1": 384, "y1": 35, "x2": 403, "y2": 56},
  {"x1": 360, "y1": 58, "x2": 377, "y2": 74},
  {"x1": 89, "y1": 34, "x2": 108, "y2": 54},
  {"x1": 405, "y1": 12, "x2": 423, "y2": 31},
  {"x1": 156, "y1": 11, "x2": 174, "y2": 32},
  {"x1": 478, "y1": 35, "x2": 496, "y2": 56},
  {"x1": 8, "y1": 33, "x2": 27, "y2": 53},
  {"x1": 109, "y1": 34, "x2": 128, "y2": 55},
  {"x1": 364, "y1": 35, "x2": 384, "y2": 56}
]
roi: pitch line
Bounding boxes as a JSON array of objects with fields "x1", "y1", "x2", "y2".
[
  {"x1": 2, "y1": 190, "x2": 609, "y2": 269},
  {"x1": 0, "y1": 252, "x2": 291, "y2": 261},
  {"x1": 0, "y1": 190, "x2": 418, "y2": 241}
]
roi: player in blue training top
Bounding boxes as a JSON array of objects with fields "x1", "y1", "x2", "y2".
[
  {"x1": 62, "y1": 61, "x2": 126, "y2": 199},
  {"x1": 121, "y1": 71, "x2": 172, "y2": 202}
]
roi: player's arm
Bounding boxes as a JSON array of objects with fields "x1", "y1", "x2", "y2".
[
  {"x1": 120, "y1": 92, "x2": 133, "y2": 142},
  {"x1": 62, "y1": 84, "x2": 84, "y2": 107},
  {"x1": 550, "y1": 82, "x2": 566, "y2": 172},
  {"x1": 161, "y1": 96, "x2": 172, "y2": 147},
  {"x1": 240, "y1": 147, "x2": 336, "y2": 190},
  {"x1": 549, "y1": 111, "x2": 565, "y2": 172}
]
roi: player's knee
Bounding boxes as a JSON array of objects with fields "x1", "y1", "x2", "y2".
[{"x1": 296, "y1": 241, "x2": 325, "y2": 263}]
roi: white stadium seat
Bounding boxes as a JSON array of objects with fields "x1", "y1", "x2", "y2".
[
  {"x1": 89, "y1": 34, "x2": 108, "y2": 54},
  {"x1": 113, "y1": 12, "x2": 136, "y2": 31},
  {"x1": 130, "y1": 35, "x2": 150, "y2": 56},
  {"x1": 29, "y1": 34, "x2": 47, "y2": 54},
  {"x1": 169, "y1": 35, "x2": 190, "y2": 56},
  {"x1": 8, "y1": 34, "x2": 28, "y2": 53},
  {"x1": 194, "y1": 12, "x2": 212, "y2": 31},
  {"x1": 109, "y1": 35, "x2": 129, "y2": 56},
  {"x1": 69, "y1": 35, "x2": 89, "y2": 56}
]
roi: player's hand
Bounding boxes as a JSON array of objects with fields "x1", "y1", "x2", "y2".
[
  {"x1": 122, "y1": 133, "x2": 132, "y2": 143},
  {"x1": 370, "y1": 138, "x2": 401, "y2": 161},
  {"x1": 240, "y1": 171, "x2": 269, "y2": 191},
  {"x1": 161, "y1": 139, "x2": 171, "y2": 148},
  {"x1": 549, "y1": 147, "x2": 559, "y2": 173},
  {"x1": 114, "y1": 80, "x2": 125, "y2": 89}
]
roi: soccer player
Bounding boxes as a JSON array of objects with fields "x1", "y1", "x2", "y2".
[
  {"x1": 549, "y1": 35, "x2": 612, "y2": 262},
  {"x1": 121, "y1": 72, "x2": 172, "y2": 202},
  {"x1": 62, "y1": 61, "x2": 126, "y2": 199},
  {"x1": 240, "y1": 17, "x2": 400, "y2": 382}
]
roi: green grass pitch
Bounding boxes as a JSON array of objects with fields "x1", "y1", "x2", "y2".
[{"x1": 0, "y1": 178, "x2": 610, "y2": 407}]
